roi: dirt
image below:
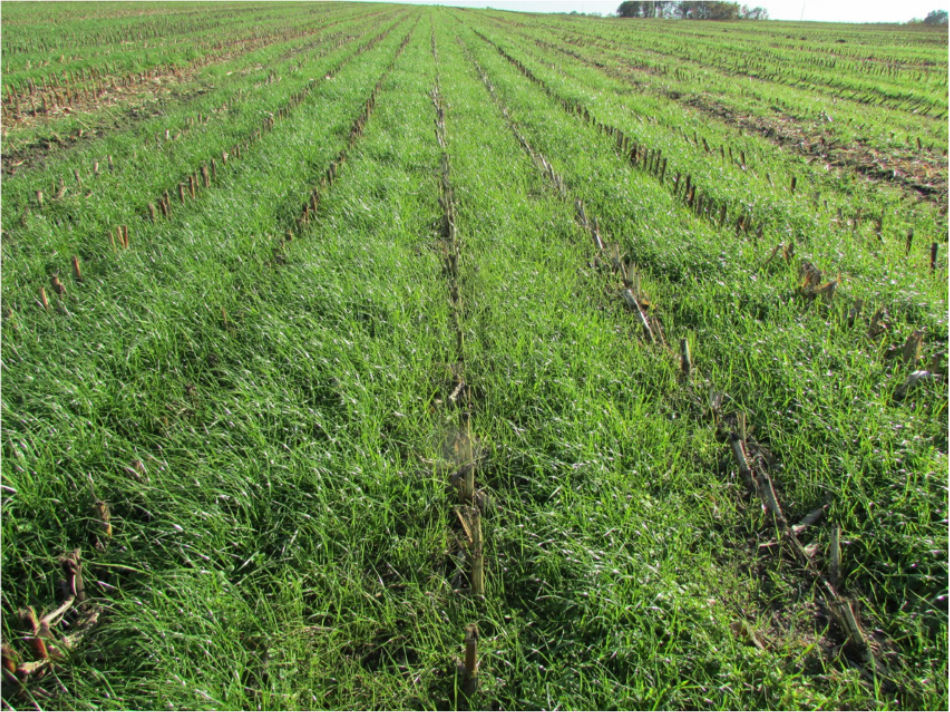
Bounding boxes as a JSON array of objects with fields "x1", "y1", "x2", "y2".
[
  {"x1": 0, "y1": 15, "x2": 354, "y2": 138},
  {"x1": 0, "y1": 21, "x2": 361, "y2": 175},
  {"x1": 3, "y1": 68, "x2": 194, "y2": 130},
  {"x1": 542, "y1": 30, "x2": 947, "y2": 203},
  {"x1": 682, "y1": 94, "x2": 948, "y2": 208},
  {"x1": 510, "y1": 25, "x2": 947, "y2": 210},
  {"x1": 1, "y1": 80, "x2": 212, "y2": 176}
]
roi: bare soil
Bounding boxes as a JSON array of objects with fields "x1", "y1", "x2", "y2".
[{"x1": 683, "y1": 94, "x2": 948, "y2": 209}]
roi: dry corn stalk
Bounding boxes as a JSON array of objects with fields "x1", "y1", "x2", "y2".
[
  {"x1": 680, "y1": 338, "x2": 692, "y2": 377},
  {"x1": 902, "y1": 330, "x2": 924, "y2": 366},
  {"x1": 7, "y1": 549, "x2": 100, "y2": 686},
  {"x1": 730, "y1": 430, "x2": 875, "y2": 661},
  {"x1": 50, "y1": 274, "x2": 66, "y2": 297},
  {"x1": 461, "y1": 623, "x2": 478, "y2": 696},
  {"x1": 94, "y1": 499, "x2": 112, "y2": 538}
]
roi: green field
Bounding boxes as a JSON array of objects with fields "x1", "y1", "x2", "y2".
[{"x1": 1, "y1": 3, "x2": 947, "y2": 709}]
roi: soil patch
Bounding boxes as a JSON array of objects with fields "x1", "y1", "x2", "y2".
[{"x1": 683, "y1": 94, "x2": 948, "y2": 208}]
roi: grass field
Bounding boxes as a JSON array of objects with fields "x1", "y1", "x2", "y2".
[{"x1": 1, "y1": 3, "x2": 947, "y2": 709}]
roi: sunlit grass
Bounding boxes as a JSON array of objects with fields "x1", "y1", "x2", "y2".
[{"x1": 2, "y1": 6, "x2": 946, "y2": 711}]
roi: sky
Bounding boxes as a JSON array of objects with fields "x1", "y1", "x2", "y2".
[{"x1": 362, "y1": 0, "x2": 948, "y2": 23}]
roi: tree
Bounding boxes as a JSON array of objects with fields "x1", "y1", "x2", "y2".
[
  {"x1": 676, "y1": 1, "x2": 702, "y2": 18},
  {"x1": 618, "y1": 1, "x2": 644, "y2": 17},
  {"x1": 618, "y1": 1, "x2": 655, "y2": 18},
  {"x1": 617, "y1": 1, "x2": 677, "y2": 18},
  {"x1": 740, "y1": 5, "x2": 769, "y2": 19},
  {"x1": 619, "y1": 1, "x2": 754, "y2": 20},
  {"x1": 676, "y1": 1, "x2": 740, "y2": 19},
  {"x1": 923, "y1": 9, "x2": 949, "y2": 24},
  {"x1": 708, "y1": 2, "x2": 741, "y2": 19}
]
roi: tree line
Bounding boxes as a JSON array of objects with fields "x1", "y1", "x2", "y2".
[
  {"x1": 913, "y1": 9, "x2": 948, "y2": 24},
  {"x1": 617, "y1": 2, "x2": 768, "y2": 20}
]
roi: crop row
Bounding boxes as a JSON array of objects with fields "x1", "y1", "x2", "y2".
[
  {"x1": 290, "y1": 27, "x2": 414, "y2": 234},
  {"x1": 1, "y1": 18, "x2": 413, "y2": 315},
  {"x1": 8, "y1": 17, "x2": 398, "y2": 209},
  {"x1": 20, "y1": 16, "x2": 376, "y2": 192},
  {"x1": 145, "y1": 22, "x2": 403, "y2": 230},
  {"x1": 3, "y1": 18, "x2": 469, "y2": 707},
  {"x1": 521, "y1": 25, "x2": 947, "y2": 190},
  {"x1": 1, "y1": 7, "x2": 945, "y2": 709},
  {"x1": 468, "y1": 25, "x2": 945, "y2": 294},
  {"x1": 431, "y1": 30, "x2": 486, "y2": 706},
  {"x1": 484, "y1": 23, "x2": 939, "y2": 700},
  {"x1": 466, "y1": 15, "x2": 939, "y2": 696},
  {"x1": 491, "y1": 13, "x2": 947, "y2": 117},
  {"x1": 1, "y1": 3, "x2": 366, "y2": 90},
  {"x1": 478, "y1": 10, "x2": 948, "y2": 169},
  {"x1": 1, "y1": 9, "x2": 370, "y2": 127},
  {"x1": 2, "y1": 2, "x2": 319, "y2": 54},
  {"x1": 460, "y1": 17, "x2": 946, "y2": 382},
  {"x1": 2, "y1": 10, "x2": 392, "y2": 172},
  {"x1": 473, "y1": 25, "x2": 873, "y2": 676},
  {"x1": 466, "y1": 36, "x2": 894, "y2": 687},
  {"x1": 435, "y1": 27, "x2": 788, "y2": 707},
  {"x1": 460, "y1": 14, "x2": 948, "y2": 281},
  {"x1": 547, "y1": 42, "x2": 946, "y2": 235}
]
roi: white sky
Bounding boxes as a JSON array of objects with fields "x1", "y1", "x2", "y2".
[{"x1": 364, "y1": 0, "x2": 948, "y2": 22}]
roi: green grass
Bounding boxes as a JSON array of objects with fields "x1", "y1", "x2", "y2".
[
  {"x1": 2, "y1": 4, "x2": 946, "y2": 710},
  {"x1": 0, "y1": 3, "x2": 387, "y2": 157}
]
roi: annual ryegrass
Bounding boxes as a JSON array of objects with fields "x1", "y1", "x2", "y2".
[{"x1": 2, "y1": 5, "x2": 946, "y2": 710}]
